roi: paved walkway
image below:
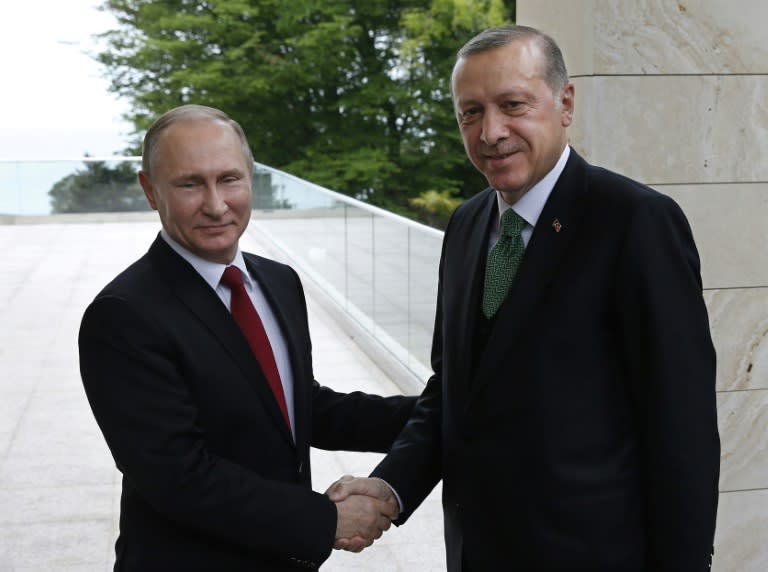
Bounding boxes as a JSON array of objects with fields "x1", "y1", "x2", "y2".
[{"x1": 0, "y1": 219, "x2": 444, "y2": 571}]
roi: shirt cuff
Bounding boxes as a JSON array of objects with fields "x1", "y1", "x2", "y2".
[{"x1": 372, "y1": 477, "x2": 404, "y2": 515}]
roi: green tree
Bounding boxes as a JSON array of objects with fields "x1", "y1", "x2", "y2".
[
  {"x1": 48, "y1": 160, "x2": 149, "y2": 213},
  {"x1": 409, "y1": 189, "x2": 464, "y2": 228},
  {"x1": 97, "y1": 0, "x2": 514, "y2": 216}
]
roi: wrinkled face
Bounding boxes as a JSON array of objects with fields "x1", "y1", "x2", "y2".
[
  {"x1": 452, "y1": 39, "x2": 574, "y2": 204},
  {"x1": 139, "y1": 119, "x2": 253, "y2": 264}
]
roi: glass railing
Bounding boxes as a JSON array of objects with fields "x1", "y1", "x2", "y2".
[
  {"x1": 0, "y1": 157, "x2": 146, "y2": 215},
  {"x1": 250, "y1": 163, "x2": 442, "y2": 381},
  {"x1": 0, "y1": 157, "x2": 440, "y2": 381}
]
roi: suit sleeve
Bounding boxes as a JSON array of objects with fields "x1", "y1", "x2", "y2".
[
  {"x1": 79, "y1": 294, "x2": 337, "y2": 564},
  {"x1": 371, "y1": 372, "x2": 443, "y2": 523},
  {"x1": 615, "y1": 194, "x2": 720, "y2": 571},
  {"x1": 368, "y1": 238, "x2": 449, "y2": 523},
  {"x1": 310, "y1": 384, "x2": 417, "y2": 453}
]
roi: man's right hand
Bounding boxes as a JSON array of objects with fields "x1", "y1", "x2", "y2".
[{"x1": 328, "y1": 475, "x2": 399, "y2": 552}]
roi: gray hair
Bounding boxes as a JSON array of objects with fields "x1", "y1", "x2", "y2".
[
  {"x1": 141, "y1": 104, "x2": 254, "y2": 177},
  {"x1": 456, "y1": 25, "x2": 569, "y2": 94}
]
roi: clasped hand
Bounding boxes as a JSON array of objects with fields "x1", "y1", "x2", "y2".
[{"x1": 326, "y1": 475, "x2": 399, "y2": 552}]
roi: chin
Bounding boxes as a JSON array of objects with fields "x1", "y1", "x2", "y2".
[
  {"x1": 482, "y1": 167, "x2": 519, "y2": 187},
  {"x1": 197, "y1": 239, "x2": 236, "y2": 258},
  {"x1": 488, "y1": 179, "x2": 525, "y2": 195}
]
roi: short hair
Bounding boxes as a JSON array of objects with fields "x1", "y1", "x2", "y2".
[
  {"x1": 141, "y1": 104, "x2": 254, "y2": 177},
  {"x1": 456, "y1": 25, "x2": 569, "y2": 94}
]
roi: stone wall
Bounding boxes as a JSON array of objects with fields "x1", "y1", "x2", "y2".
[{"x1": 518, "y1": 1, "x2": 768, "y2": 569}]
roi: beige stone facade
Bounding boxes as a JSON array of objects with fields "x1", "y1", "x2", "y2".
[{"x1": 519, "y1": 1, "x2": 768, "y2": 570}]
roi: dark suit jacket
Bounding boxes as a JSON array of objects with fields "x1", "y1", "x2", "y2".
[
  {"x1": 372, "y1": 149, "x2": 720, "y2": 571},
  {"x1": 79, "y1": 236, "x2": 416, "y2": 572}
]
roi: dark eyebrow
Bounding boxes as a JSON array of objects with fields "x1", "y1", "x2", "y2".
[
  {"x1": 497, "y1": 89, "x2": 530, "y2": 100},
  {"x1": 219, "y1": 169, "x2": 245, "y2": 178},
  {"x1": 456, "y1": 98, "x2": 481, "y2": 109},
  {"x1": 170, "y1": 173, "x2": 204, "y2": 185},
  {"x1": 169, "y1": 168, "x2": 246, "y2": 184}
]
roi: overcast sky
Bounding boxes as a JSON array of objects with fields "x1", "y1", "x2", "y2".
[{"x1": 0, "y1": 0, "x2": 133, "y2": 159}]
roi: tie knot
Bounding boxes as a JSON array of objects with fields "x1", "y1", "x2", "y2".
[
  {"x1": 220, "y1": 266, "x2": 244, "y2": 289},
  {"x1": 500, "y1": 209, "x2": 525, "y2": 238}
]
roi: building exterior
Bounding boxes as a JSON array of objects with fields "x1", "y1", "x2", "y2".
[{"x1": 519, "y1": 1, "x2": 768, "y2": 569}]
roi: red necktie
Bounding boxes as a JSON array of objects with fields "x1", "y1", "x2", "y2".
[{"x1": 220, "y1": 266, "x2": 291, "y2": 432}]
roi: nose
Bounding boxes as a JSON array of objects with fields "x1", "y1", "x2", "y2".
[
  {"x1": 201, "y1": 184, "x2": 228, "y2": 217},
  {"x1": 480, "y1": 107, "x2": 509, "y2": 146}
]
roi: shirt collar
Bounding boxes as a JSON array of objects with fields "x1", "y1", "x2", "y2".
[
  {"x1": 496, "y1": 145, "x2": 570, "y2": 227},
  {"x1": 159, "y1": 229, "x2": 251, "y2": 290}
]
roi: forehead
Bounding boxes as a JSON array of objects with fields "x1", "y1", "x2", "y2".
[
  {"x1": 159, "y1": 118, "x2": 236, "y2": 146},
  {"x1": 452, "y1": 39, "x2": 548, "y2": 100},
  {"x1": 155, "y1": 119, "x2": 247, "y2": 167}
]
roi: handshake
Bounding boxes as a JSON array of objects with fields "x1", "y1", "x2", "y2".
[{"x1": 326, "y1": 475, "x2": 399, "y2": 552}]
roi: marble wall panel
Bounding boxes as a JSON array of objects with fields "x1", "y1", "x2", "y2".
[
  {"x1": 705, "y1": 288, "x2": 768, "y2": 392},
  {"x1": 659, "y1": 184, "x2": 768, "y2": 290},
  {"x1": 518, "y1": 3, "x2": 768, "y2": 570},
  {"x1": 517, "y1": 0, "x2": 594, "y2": 76},
  {"x1": 591, "y1": 0, "x2": 768, "y2": 75},
  {"x1": 713, "y1": 489, "x2": 768, "y2": 572},
  {"x1": 519, "y1": 0, "x2": 768, "y2": 75},
  {"x1": 716, "y1": 389, "x2": 768, "y2": 492},
  {"x1": 569, "y1": 75, "x2": 768, "y2": 185}
]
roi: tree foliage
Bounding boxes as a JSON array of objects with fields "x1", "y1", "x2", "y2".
[
  {"x1": 96, "y1": 0, "x2": 514, "y2": 218},
  {"x1": 48, "y1": 161, "x2": 149, "y2": 213},
  {"x1": 409, "y1": 188, "x2": 464, "y2": 228}
]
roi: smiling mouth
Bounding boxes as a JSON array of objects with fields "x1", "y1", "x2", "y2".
[
  {"x1": 484, "y1": 150, "x2": 522, "y2": 165},
  {"x1": 198, "y1": 222, "x2": 232, "y2": 231},
  {"x1": 483, "y1": 146, "x2": 520, "y2": 160}
]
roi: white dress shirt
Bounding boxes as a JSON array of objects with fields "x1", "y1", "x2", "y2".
[
  {"x1": 489, "y1": 145, "x2": 570, "y2": 250},
  {"x1": 160, "y1": 230, "x2": 296, "y2": 436}
]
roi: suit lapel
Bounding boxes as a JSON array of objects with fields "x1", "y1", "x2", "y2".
[
  {"x1": 471, "y1": 151, "x2": 589, "y2": 394},
  {"x1": 448, "y1": 190, "x2": 498, "y2": 400},
  {"x1": 148, "y1": 237, "x2": 294, "y2": 446}
]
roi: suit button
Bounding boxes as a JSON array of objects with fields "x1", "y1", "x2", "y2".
[{"x1": 298, "y1": 461, "x2": 303, "y2": 474}]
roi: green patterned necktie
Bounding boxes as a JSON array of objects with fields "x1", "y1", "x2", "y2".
[{"x1": 482, "y1": 208, "x2": 526, "y2": 318}]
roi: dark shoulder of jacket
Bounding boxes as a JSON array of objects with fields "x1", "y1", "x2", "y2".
[
  {"x1": 243, "y1": 251, "x2": 299, "y2": 282},
  {"x1": 446, "y1": 187, "x2": 495, "y2": 232},
  {"x1": 583, "y1": 161, "x2": 677, "y2": 213},
  {"x1": 94, "y1": 251, "x2": 161, "y2": 302}
]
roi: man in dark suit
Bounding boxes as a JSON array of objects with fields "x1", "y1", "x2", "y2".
[
  {"x1": 329, "y1": 25, "x2": 720, "y2": 571},
  {"x1": 78, "y1": 104, "x2": 415, "y2": 571}
]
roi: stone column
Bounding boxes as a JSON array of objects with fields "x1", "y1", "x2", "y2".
[{"x1": 518, "y1": 1, "x2": 768, "y2": 570}]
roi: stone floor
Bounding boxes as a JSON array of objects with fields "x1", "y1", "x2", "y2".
[{"x1": 0, "y1": 219, "x2": 445, "y2": 571}]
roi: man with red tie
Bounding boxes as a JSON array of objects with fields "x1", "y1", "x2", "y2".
[{"x1": 78, "y1": 104, "x2": 414, "y2": 571}]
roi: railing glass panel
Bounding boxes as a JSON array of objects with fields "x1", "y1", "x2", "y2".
[{"x1": 250, "y1": 163, "x2": 442, "y2": 381}]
